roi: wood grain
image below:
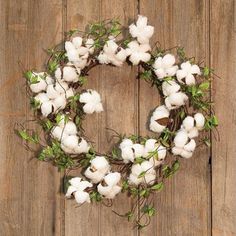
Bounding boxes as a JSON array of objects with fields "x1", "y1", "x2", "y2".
[
  {"x1": 0, "y1": 0, "x2": 236, "y2": 235},
  {"x1": 139, "y1": 1, "x2": 211, "y2": 235},
  {"x1": 211, "y1": 0, "x2": 236, "y2": 235},
  {"x1": 98, "y1": 1, "x2": 138, "y2": 235},
  {"x1": 65, "y1": 1, "x2": 101, "y2": 236},
  {"x1": 0, "y1": 0, "x2": 64, "y2": 235}
]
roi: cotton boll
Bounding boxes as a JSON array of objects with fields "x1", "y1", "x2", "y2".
[
  {"x1": 188, "y1": 127, "x2": 199, "y2": 138},
  {"x1": 129, "y1": 15, "x2": 154, "y2": 44},
  {"x1": 182, "y1": 116, "x2": 195, "y2": 131},
  {"x1": 129, "y1": 173, "x2": 143, "y2": 185},
  {"x1": 172, "y1": 146, "x2": 183, "y2": 155},
  {"x1": 85, "y1": 38, "x2": 95, "y2": 54},
  {"x1": 153, "y1": 54, "x2": 178, "y2": 80},
  {"x1": 89, "y1": 156, "x2": 109, "y2": 173},
  {"x1": 176, "y1": 61, "x2": 201, "y2": 85},
  {"x1": 162, "y1": 80, "x2": 180, "y2": 96},
  {"x1": 180, "y1": 150, "x2": 193, "y2": 159},
  {"x1": 74, "y1": 138, "x2": 90, "y2": 154},
  {"x1": 194, "y1": 113, "x2": 205, "y2": 130},
  {"x1": 66, "y1": 88, "x2": 74, "y2": 99},
  {"x1": 174, "y1": 130, "x2": 188, "y2": 148},
  {"x1": 94, "y1": 102, "x2": 103, "y2": 113},
  {"x1": 149, "y1": 105, "x2": 170, "y2": 133},
  {"x1": 144, "y1": 173, "x2": 156, "y2": 185},
  {"x1": 74, "y1": 191, "x2": 90, "y2": 204},
  {"x1": 157, "y1": 145, "x2": 167, "y2": 161},
  {"x1": 121, "y1": 146, "x2": 135, "y2": 163},
  {"x1": 144, "y1": 139, "x2": 157, "y2": 152},
  {"x1": 55, "y1": 82, "x2": 69, "y2": 94},
  {"x1": 104, "y1": 172, "x2": 121, "y2": 186},
  {"x1": 184, "y1": 139, "x2": 196, "y2": 152},
  {"x1": 51, "y1": 126, "x2": 66, "y2": 140},
  {"x1": 165, "y1": 92, "x2": 188, "y2": 110},
  {"x1": 72, "y1": 37, "x2": 83, "y2": 48},
  {"x1": 41, "y1": 101, "x2": 54, "y2": 117},
  {"x1": 82, "y1": 103, "x2": 96, "y2": 114},
  {"x1": 53, "y1": 95, "x2": 67, "y2": 110},
  {"x1": 63, "y1": 66, "x2": 79, "y2": 82},
  {"x1": 55, "y1": 68, "x2": 62, "y2": 80},
  {"x1": 132, "y1": 144, "x2": 144, "y2": 158},
  {"x1": 46, "y1": 84, "x2": 60, "y2": 99},
  {"x1": 62, "y1": 135, "x2": 79, "y2": 149},
  {"x1": 119, "y1": 138, "x2": 133, "y2": 149},
  {"x1": 34, "y1": 93, "x2": 49, "y2": 104},
  {"x1": 63, "y1": 121, "x2": 77, "y2": 135},
  {"x1": 30, "y1": 78, "x2": 47, "y2": 93}
]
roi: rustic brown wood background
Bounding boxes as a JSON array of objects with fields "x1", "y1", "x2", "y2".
[{"x1": 0, "y1": 0, "x2": 235, "y2": 235}]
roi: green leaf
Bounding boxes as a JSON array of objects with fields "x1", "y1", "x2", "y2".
[
  {"x1": 151, "y1": 182, "x2": 164, "y2": 191},
  {"x1": 138, "y1": 171, "x2": 146, "y2": 178},
  {"x1": 122, "y1": 180, "x2": 129, "y2": 191},
  {"x1": 199, "y1": 81, "x2": 210, "y2": 90}
]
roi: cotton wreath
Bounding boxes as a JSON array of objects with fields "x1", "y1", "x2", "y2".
[{"x1": 17, "y1": 15, "x2": 218, "y2": 229}]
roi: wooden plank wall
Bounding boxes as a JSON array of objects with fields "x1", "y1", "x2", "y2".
[{"x1": 0, "y1": 0, "x2": 235, "y2": 235}]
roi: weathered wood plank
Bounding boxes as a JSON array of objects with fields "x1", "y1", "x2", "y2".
[
  {"x1": 99, "y1": 1, "x2": 138, "y2": 235},
  {"x1": 211, "y1": 1, "x2": 236, "y2": 236},
  {"x1": 139, "y1": 1, "x2": 211, "y2": 235},
  {"x1": 0, "y1": 0, "x2": 64, "y2": 235},
  {"x1": 65, "y1": 1, "x2": 101, "y2": 236}
]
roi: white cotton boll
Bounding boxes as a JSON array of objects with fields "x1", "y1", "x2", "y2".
[
  {"x1": 62, "y1": 135, "x2": 78, "y2": 149},
  {"x1": 85, "y1": 38, "x2": 94, "y2": 54},
  {"x1": 46, "y1": 84, "x2": 60, "y2": 99},
  {"x1": 121, "y1": 146, "x2": 135, "y2": 163},
  {"x1": 188, "y1": 127, "x2": 199, "y2": 138},
  {"x1": 119, "y1": 138, "x2": 133, "y2": 149},
  {"x1": 149, "y1": 105, "x2": 170, "y2": 133},
  {"x1": 153, "y1": 54, "x2": 178, "y2": 80},
  {"x1": 176, "y1": 61, "x2": 201, "y2": 85},
  {"x1": 79, "y1": 92, "x2": 94, "y2": 104},
  {"x1": 61, "y1": 144, "x2": 74, "y2": 154},
  {"x1": 182, "y1": 116, "x2": 195, "y2": 131},
  {"x1": 55, "y1": 82, "x2": 69, "y2": 94},
  {"x1": 172, "y1": 146, "x2": 183, "y2": 155},
  {"x1": 66, "y1": 88, "x2": 74, "y2": 99},
  {"x1": 55, "y1": 68, "x2": 62, "y2": 80},
  {"x1": 162, "y1": 80, "x2": 180, "y2": 96},
  {"x1": 74, "y1": 191, "x2": 90, "y2": 204},
  {"x1": 157, "y1": 145, "x2": 167, "y2": 161},
  {"x1": 51, "y1": 126, "x2": 66, "y2": 140},
  {"x1": 53, "y1": 95, "x2": 67, "y2": 110},
  {"x1": 63, "y1": 66, "x2": 79, "y2": 82},
  {"x1": 90, "y1": 156, "x2": 109, "y2": 171},
  {"x1": 194, "y1": 113, "x2": 205, "y2": 130},
  {"x1": 131, "y1": 163, "x2": 143, "y2": 176},
  {"x1": 144, "y1": 173, "x2": 156, "y2": 185},
  {"x1": 30, "y1": 77, "x2": 47, "y2": 93},
  {"x1": 41, "y1": 101, "x2": 54, "y2": 117},
  {"x1": 129, "y1": 173, "x2": 143, "y2": 185},
  {"x1": 65, "y1": 41, "x2": 75, "y2": 51},
  {"x1": 63, "y1": 121, "x2": 77, "y2": 135},
  {"x1": 98, "y1": 53, "x2": 109, "y2": 64},
  {"x1": 174, "y1": 130, "x2": 188, "y2": 148},
  {"x1": 82, "y1": 103, "x2": 96, "y2": 114},
  {"x1": 141, "y1": 161, "x2": 155, "y2": 173},
  {"x1": 74, "y1": 138, "x2": 90, "y2": 154},
  {"x1": 104, "y1": 172, "x2": 121, "y2": 186},
  {"x1": 85, "y1": 170, "x2": 106, "y2": 184},
  {"x1": 94, "y1": 102, "x2": 103, "y2": 113},
  {"x1": 181, "y1": 150, "x2": 193, "y2": 159},
  {"x1": 72, "y1": 37, "x2": 83, "y2": 48},
  {"x1": 149, "y1": 119, "x2": 166, "y2": 133},
  {"x1": 168, "y1": 92, "x2": 188, "y2": 106},
  {"x1": 34, "y1": 93, "x2": 49, "y2": 104},
  {"x1": 67, "y1": 49, "x2": 79, "y2": 62},
  {"x1": 144, "y1": 139, "x2": 157, "y2": 152},
  {"x1": 132, "y1": 144, "x2": 144, "y2": 158},
  {"x1": 184, "y1": 139, "x2": 196, "y2": 152},
  {"x1": 129, "y1": 15, "x2": 154, "y2": 44}
]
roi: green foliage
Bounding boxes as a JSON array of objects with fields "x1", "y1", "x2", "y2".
[
  {"x1": 90, "y1": 191, "x2": 102, "y2": 202},
  {"x1": 17, "y1": 129, "x2": 39, "y2": 144},
  {"x1": 24, "y1": 71, "x2": 44, "y2": 85},
  {"x1": 141, "y1": 204, "x2": 155, "y2": 217},
  {"x1": 38, "y1": 141, "x2": 74, "y2": 171},
  {"x1": 30, "y1": 97, "x2": 41, "y2": 109},
  {"x1": 150, "y1": 182, "x2": 164, "y2": 191},
  {"x1": 204, "y1": 115, "x2": 218, "y2": 130},
  {"x1": 162, "y1": 160, "x2": 180, "y2": 178}
]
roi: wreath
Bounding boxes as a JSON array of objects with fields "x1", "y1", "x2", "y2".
[{"x1": 17, "y1": 15, "x2": 218, "y2": 228}]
